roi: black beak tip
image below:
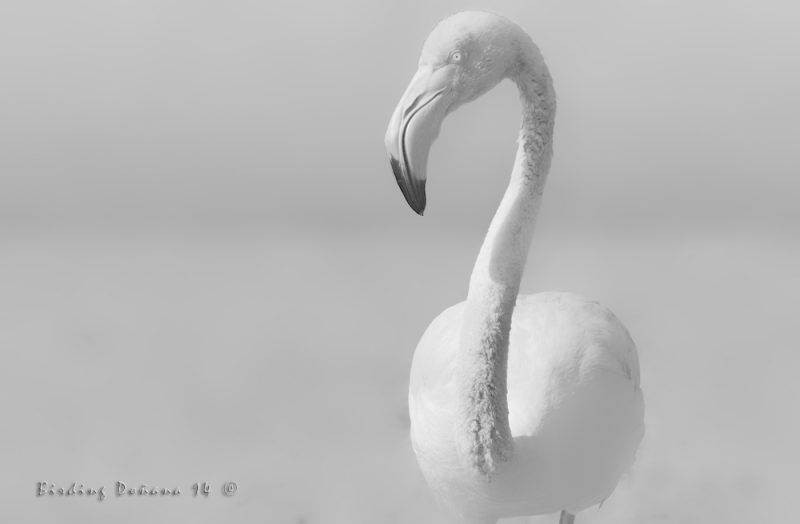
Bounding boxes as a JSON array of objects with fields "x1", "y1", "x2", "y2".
[
  {"x1": 389, "y1": 156, "x2": 426, "y2": 216},
  {"x1": 412, "y1": 193, "x2": 426, "y2": 216}
]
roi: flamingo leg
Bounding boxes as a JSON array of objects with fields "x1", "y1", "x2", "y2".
[{"x1": 558, "y1": 511, "x2": 575, "y2": 524}]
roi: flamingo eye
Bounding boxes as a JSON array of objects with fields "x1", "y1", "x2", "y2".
[{"x1": 451, "y1": 51, "x2": 462, "y2": 63}]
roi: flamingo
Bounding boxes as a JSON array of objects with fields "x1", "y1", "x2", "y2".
[{"x1": 384, "y1": 12, "x2": 644, "y2": 524}]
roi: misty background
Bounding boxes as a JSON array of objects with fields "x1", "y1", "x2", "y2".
[{"x1": 1, "y1": 1, "x2": 798, "y2": 523}]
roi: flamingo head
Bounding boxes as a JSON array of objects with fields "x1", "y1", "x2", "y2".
[{"x1": 385, "y1": 11, "x2": 526, "y2": 215}]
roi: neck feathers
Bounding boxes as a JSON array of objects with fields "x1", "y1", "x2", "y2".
[
  {"x1": 515, "y1": 48, "x2": 556, "y2": 188},
  {"x1": 455, "y1": 45, "x2": 555, "y2": 477}
]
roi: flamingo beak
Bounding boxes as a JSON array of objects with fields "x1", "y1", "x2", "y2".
[{"x1": 385, "y1": 67, "x2": 451, "y2": 215}]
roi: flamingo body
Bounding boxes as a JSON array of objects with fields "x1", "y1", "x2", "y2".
[{"x1": 409, "y1": 292, "x2": 644, "y2": 519}]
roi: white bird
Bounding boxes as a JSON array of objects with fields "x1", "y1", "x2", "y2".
[{"x1": 384, "y1": 12, "x2": 644, "y2": 524}]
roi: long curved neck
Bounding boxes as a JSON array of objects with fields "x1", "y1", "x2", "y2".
[{"x1": 456, "y1": 52, "x2": 555, "y2": 476}]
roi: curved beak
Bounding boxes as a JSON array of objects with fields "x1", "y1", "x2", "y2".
[{"x1": 385, "y1": 67, "x2": 451, "y2": 215}]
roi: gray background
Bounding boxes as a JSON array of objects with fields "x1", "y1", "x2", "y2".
[{"x1": 1, "y1": 1, "x2": 798, "y2": 522}]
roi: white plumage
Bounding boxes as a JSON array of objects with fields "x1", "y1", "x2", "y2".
[{"x1": 409, "y1": 293, "x2": 644, "y2": 520}]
